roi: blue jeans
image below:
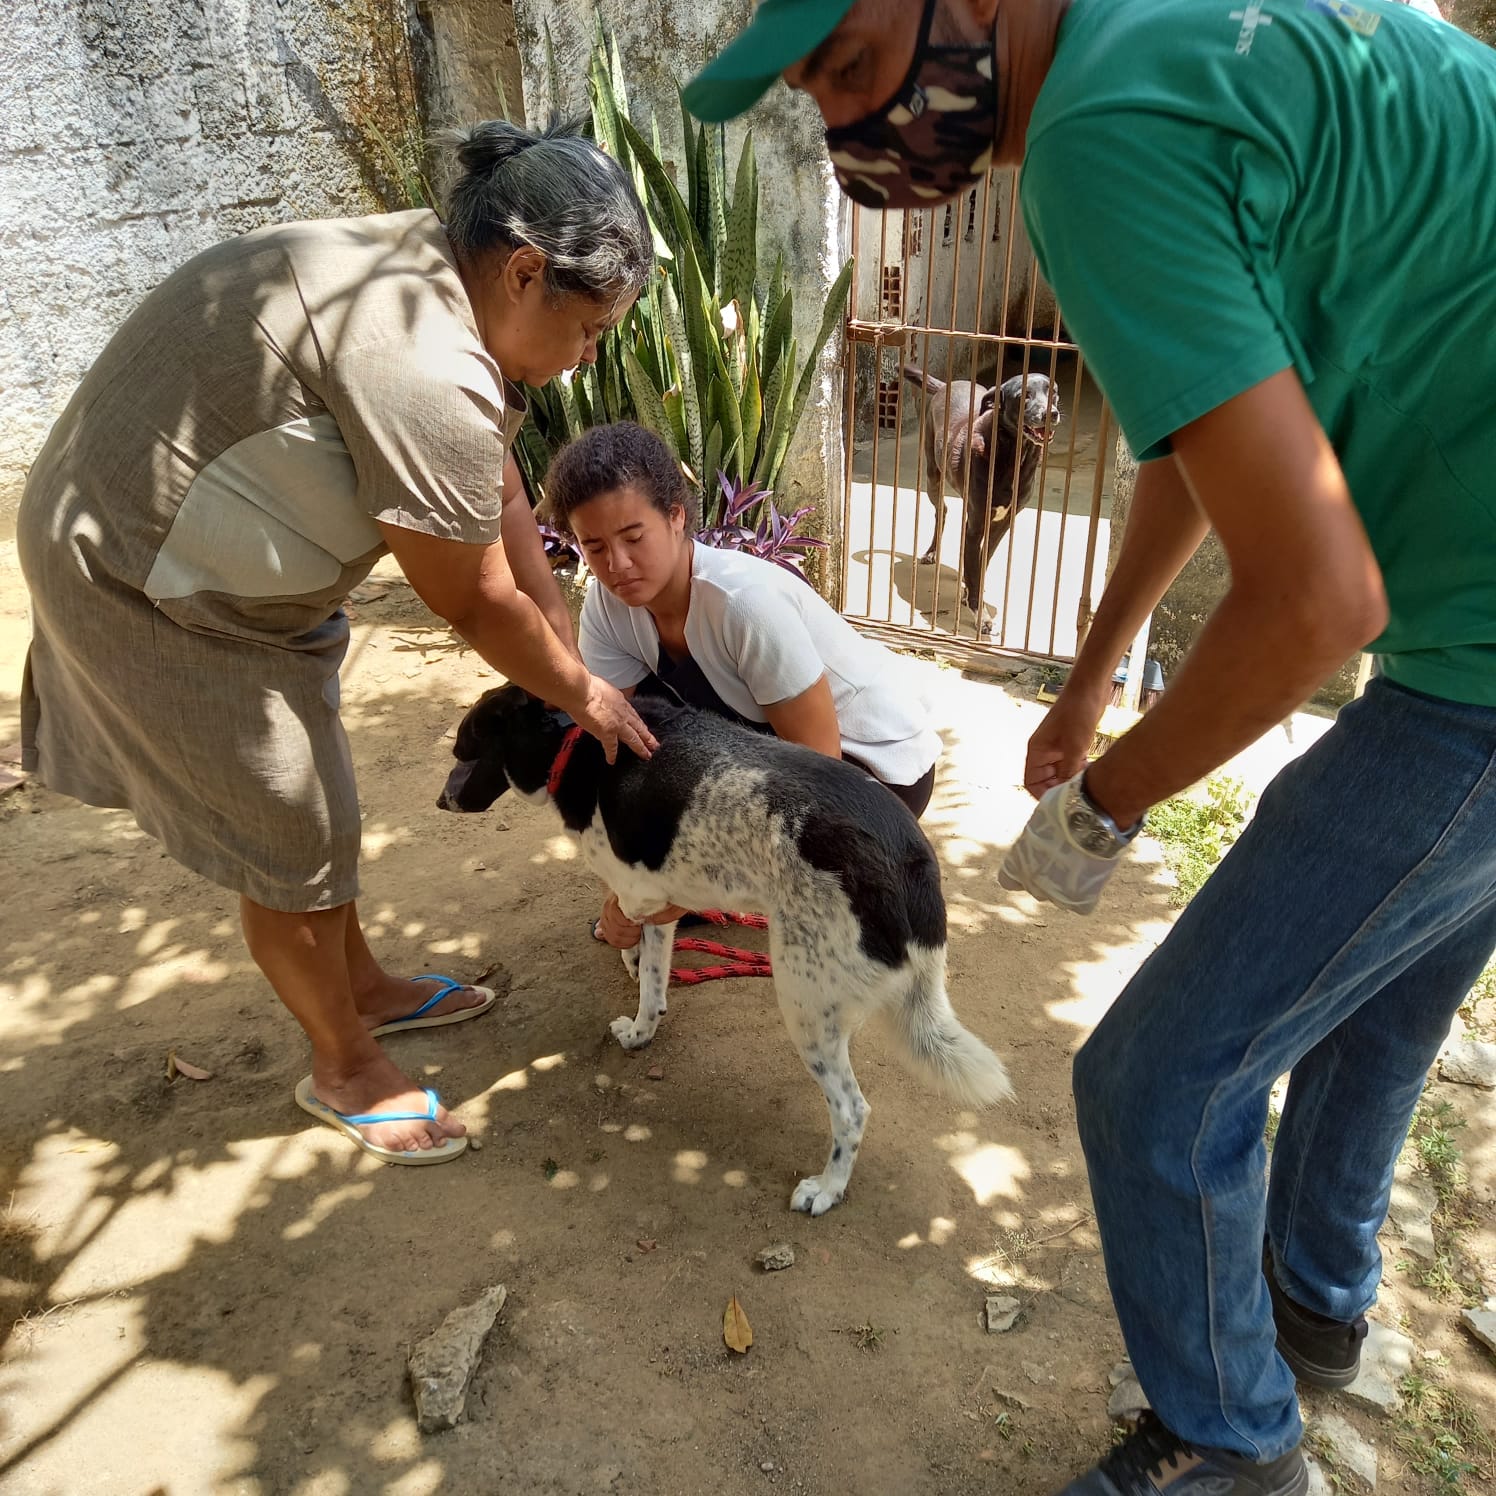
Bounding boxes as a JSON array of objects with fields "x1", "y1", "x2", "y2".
[{"x1": 1073, "y1": 678, "x2": 1496, "y2": 1460}]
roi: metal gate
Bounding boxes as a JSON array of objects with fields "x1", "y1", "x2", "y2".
[{"x1": 838, "y1": 169, "x2": 1115, "y2": 668}]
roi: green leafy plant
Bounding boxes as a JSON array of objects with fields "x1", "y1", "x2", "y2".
[
  {"x1": 1410, "y1": 1098, "x2": 1467, "y2": 1201},
  {"x1": 512, "y1": 28, "x2": 853, "y2": 536},
  {"x1": 1146, "y1": 775, "x2": 1254, "y2": 906}
]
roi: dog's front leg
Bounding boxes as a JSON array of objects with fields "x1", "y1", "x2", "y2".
[{"x1": 610, "y1": 919, "x2": 677, "y2": 1051}]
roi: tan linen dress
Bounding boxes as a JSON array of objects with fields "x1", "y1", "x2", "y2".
[{"x1": 18, "y1": 209, "x2": 524, "y2": 911}]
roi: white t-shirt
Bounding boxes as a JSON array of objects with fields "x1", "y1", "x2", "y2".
[{"x1": 579, "y1": 542, "x2": 941, "y2": 785}]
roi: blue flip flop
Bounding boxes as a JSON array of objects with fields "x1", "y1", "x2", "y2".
[
  {"x1": 370, "y1": 973, "x2": 497, "y2": 1038},
  {"x1": 294, "y1": 1076, "x2": 468, "y2": 1166}
]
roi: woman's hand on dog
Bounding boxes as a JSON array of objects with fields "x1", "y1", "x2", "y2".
[
  {"x1": 596, "y1": 892, "x2": 689, "y2": 949},
  {"x1": 576, "y1": 676, "x2": 659, "y2": 764}
]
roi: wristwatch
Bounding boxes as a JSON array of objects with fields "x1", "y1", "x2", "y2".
[{"x1": 1067, "y1": 772, "x2": 1145, "y2": 859}]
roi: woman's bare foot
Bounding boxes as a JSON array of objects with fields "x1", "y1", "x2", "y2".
[
  {"x1": 351, "y1": 971, "x2": 489, "y2": 1031},
  {"x1": 307, "y1": 1049, "x2": 465, "y2": 1153}
]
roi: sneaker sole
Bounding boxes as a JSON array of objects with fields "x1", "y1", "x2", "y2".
[{"x1": 1276, "y1": 1332, "x2": 1361, "y2": 1391}]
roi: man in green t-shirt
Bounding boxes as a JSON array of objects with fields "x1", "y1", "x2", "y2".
[{"x1": 687, "y1": 2, "x2": 1496, "y2": 1492}]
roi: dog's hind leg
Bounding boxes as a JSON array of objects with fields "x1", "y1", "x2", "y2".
[
  {"x1": 919, "y1": 443, "x2": 946, "y2": 566},
  {"x1": 610, "y1": 920, "x2": 677, "y2": 1050},
  {"x1": 772, "y1": 968, "x2": 869, "y2": 1216}
]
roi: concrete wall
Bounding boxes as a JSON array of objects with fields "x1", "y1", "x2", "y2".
[
  {"x1": 850, "y1": 174, "x2": 1058, "y2": 393},
  {"x1": 0, "y1": 0, "x2": 433, "y2": 524},
  {"x1": 424, "y1": 0, "x2": 525, "y2": 130},
  {"x1": 510, "y1": 0, "x2": 846, "y2": 586}
]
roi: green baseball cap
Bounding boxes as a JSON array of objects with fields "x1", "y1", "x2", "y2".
[{"x1": 682, "y1": 0, "x2": 858, "y2": 122}]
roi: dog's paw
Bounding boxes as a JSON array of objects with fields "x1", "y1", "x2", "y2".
[
  {"x1": 790, "y1": 1176, "x2": 844, "y2": 1216},
  {"x1": 610, "y1": 1015, "x2": 656, "y2": 1051},
  {"x1": 917, "y1": 550, "x2": 938, "y2": 566}
]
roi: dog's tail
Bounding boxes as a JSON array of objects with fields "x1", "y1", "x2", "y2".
[
  {"x1": 890, "y1": 946, "x2": 1013, "y2": 1109},
  {"x1": 902, "y1": 363, "x2": 946, "y2": 395}
]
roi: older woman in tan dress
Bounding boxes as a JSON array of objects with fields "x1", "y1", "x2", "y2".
[{"x1": 18, "y1": 119, "x2": 656, "y2": 1166}]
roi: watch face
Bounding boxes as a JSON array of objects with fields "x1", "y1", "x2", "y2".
[{"x1": 1065, "y1": 791, "x2": 1120, "y2": 857}]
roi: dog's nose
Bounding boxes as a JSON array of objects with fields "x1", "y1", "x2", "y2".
[{"x1": 438, "y1": 759, "x2": 478, "y2": 811}]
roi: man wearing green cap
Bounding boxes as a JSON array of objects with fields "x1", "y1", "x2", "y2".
[{"x1": 688, "y1": 3, "x2": 1496, "y2": 1494}]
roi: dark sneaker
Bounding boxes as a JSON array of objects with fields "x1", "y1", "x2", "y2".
[
  {"x1": 1055, "y1": 1413, "x2": 1309, "y2": 1496},
  {"x1": 1264, "y1": 1244, "x2": 1368, "y2": 1390}
]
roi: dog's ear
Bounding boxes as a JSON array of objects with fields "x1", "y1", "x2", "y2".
[
  {"x1": 979, "y1": 385, "x2": 997, "y2": 414},
  {"x1": 453, "y1": 684, "x2": 526, "y2": 762}
]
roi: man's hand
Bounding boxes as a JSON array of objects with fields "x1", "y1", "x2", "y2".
[
  {"x1": 596, "y1": 892, "x2": 689, "y2": 949},
  {"x1": 1024, "y1": 680, "x2": 1109, "y2": 800},
  {"x1": 574, "y1": 678, "x2": 659, "y2": 765}
]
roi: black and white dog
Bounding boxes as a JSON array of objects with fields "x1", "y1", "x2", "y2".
[
  {"x1": 439, "y1": 684, "x2": 1012, "y2": 1216},
  {"x1": 903, "y1": 365, "x2": 1062, "y2": 632}
]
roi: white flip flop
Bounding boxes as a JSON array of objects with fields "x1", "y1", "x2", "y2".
[
  {"x1": 369, "y1": 973, "x2": 497, "y2": 1038},
  {"x1": 294, "y1": 1076, "x2": 468, "y2": 1166}
]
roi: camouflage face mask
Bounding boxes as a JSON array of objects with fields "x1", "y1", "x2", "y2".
[{"x1": 825, "y1": 0, "x2": 998, "y2": 210}]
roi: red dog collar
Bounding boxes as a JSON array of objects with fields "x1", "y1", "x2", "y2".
[{"x1": 547, "y1": 725, "x2": 584, "y2": 797}]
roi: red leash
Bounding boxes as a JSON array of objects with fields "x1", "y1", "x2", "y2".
[
  {"x1": 560, "y1": 730, "x2": 769, "y2": 986},
  {"x1": 671, "y1": 910, "x2": 772, "y2": 985},
  {"x1": 547, "y1": 724, "x2": 584, "y2": 797}
]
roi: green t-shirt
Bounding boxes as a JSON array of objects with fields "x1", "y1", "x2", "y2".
[{"x1": 1021, "y1": 0, "x2": 1496, "y2": 706}]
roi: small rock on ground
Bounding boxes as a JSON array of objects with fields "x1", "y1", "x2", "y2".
[
  {"x1": 756, "y1": 1243, "x2": 795, "y2": 1272},
  {"x1": 985, "y1": 1294, "x2": 1021, "y2": 1333},
  {"x1": 1461, "y1": 1299, "x2": 1496, "y2": 1355},
  {"x1": 1313, "y1": 1412, "x2": 1377, "y2": 1489},
  {"x1": 1340, "y1": 1322, "x2": 1414, "y2": 1417},
  {"x1": 408, "y1": 1284, "x2": 507, "y2": 1434},
  {"x1": 1107, "y1": 1360, "x2": 1151, "y2": 1419},
  {"x1": 1385, "y1": 1162, "x2": 1438, "y2": 1264},
  {"x1": 1437, "y1": 1036, "x2": 1496, "y2": 1089}
]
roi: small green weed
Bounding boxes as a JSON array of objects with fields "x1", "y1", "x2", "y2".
[
  {"x1": 1395, "y1": 1373, "x2": 1494, "y2": 1491},
  {"x1": 1415, "y1": 1252, "x2": 1466, "y2": 1303},
  {"x1": 1147, "y1": 776, "x2": 1255, "y2": 906},
  {"x1": 1408, "y1": 1099, "x2": 1467, "y2": 1201}
]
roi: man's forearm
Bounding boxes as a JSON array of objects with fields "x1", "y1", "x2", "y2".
[
  {"x1": 1084, "y1": 585, "x2": 1367, "y2": 828},
  {"x1": 1070, "y1": 457, "x2": 1210, "y2": 698}
]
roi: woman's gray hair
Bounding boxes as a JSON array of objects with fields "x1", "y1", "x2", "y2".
[{"x1": 443, "y1": 118, "x2": 654, "y2": 304}]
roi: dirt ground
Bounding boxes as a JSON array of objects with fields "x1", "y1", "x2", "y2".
[{"x1": 1, "y1": 540, "x2": 1492, "y2": 1496}]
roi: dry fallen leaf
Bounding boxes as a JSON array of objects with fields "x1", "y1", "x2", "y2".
[
  {"x1": 165, "y1": 1051, "x2": 213, "y2": 1083},
  {"x1": 636, "y1": 1238, "x2": 658, "y2": 1253},
  {"x1": 646, "y1": 1065, "x2": 665, "y2": 1081},
  {"x1": 723, "y1": 1295, "x2": 753, "y2": 1354}
]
